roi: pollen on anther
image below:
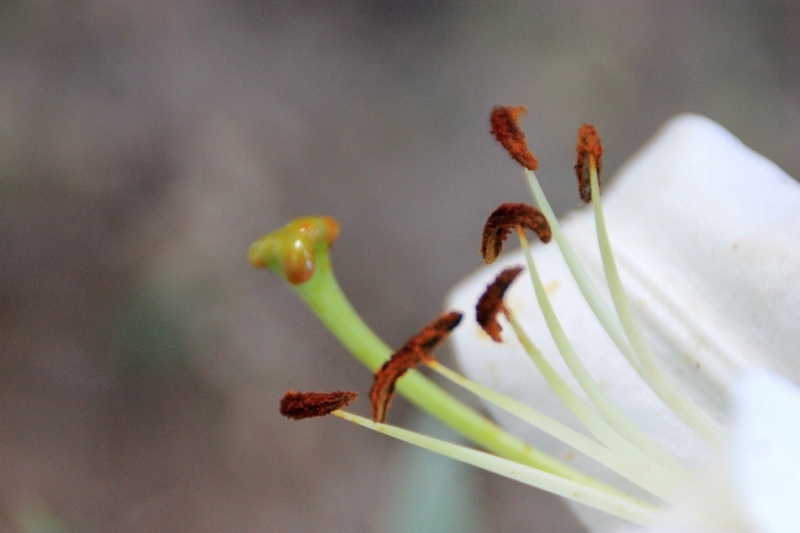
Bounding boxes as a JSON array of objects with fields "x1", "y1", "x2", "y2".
[
  {"x1": 490, "y1": 106, "x2": 539, "y2": 171},
  {"x1": 280, "y1": 390, "x2": 358, "y2": 420},
  {"x1": 481, "y1": 203, "x2": 552, "y2": 264},
  {"x1": 370, "y1": 312, "x2": 463, "y2": 423},
  {"x1": 575, "y1": 124, "x2": 603, "y2": 203},
  {"x1": 476, "y1": 266, "x2": 523, "y2": 342}
]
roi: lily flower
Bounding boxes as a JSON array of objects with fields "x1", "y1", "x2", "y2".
[
  {"x1": 250, "y1": 110, "x2": 800, "y2": 532},
  {"x1": 446, "y1": 112, "x2": 800, "y2": 531}
]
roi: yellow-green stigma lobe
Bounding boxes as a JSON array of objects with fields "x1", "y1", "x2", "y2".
[{"x1": 248, "y1": 216, "x2": 340, "y2": 284}]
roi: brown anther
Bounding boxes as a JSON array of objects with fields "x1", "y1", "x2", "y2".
[
  {"x1": 476, "y1": 267, "x2": 523, "y2": 342},
  {"x1": 490, "y1": 106, "x2": 539, "y2": 171},
  {"x1": 370, "y1": 311, "x2": 463, "y2": 423},
  {"x1": 575, "y1": 124, "x2": 604, "y2": 203},
  {"x1": 280, "y1": 390, "x2": 358, "y2": 420},
  {"x1": 481, "y1": 203, "x2": 552, "y2": 264}
]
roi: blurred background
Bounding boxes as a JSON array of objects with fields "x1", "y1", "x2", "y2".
[{"x1": 1, "y1": 1, "x2": 799, "y2": 532}]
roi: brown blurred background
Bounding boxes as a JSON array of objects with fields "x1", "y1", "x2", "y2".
[{"x1": 1, "y1": 2, "x2": 799, "y2": 532}]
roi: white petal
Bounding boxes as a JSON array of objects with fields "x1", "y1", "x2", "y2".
[
  {"x1": 637, "y1": 370, "x2": 800, "y2": 533},
  {"x1": 601, "y1": 115, "x2": 800, "y2": 387},
  {"x1": 729, "y1": 370, "x2": 800, "y2": 532},
  {"x1": 446, "y1": 115, "x2": 800, "y2": 532}
]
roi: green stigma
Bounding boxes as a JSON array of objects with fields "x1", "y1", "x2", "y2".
[{"x1": 248, "y1": 216, "x2": 340, "y2": 284}]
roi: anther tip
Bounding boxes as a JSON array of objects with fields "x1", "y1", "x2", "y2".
[
  {"x1": 490, "y1": 106, "x2": 539, "y2": 171},
  {"x1": 370, "y1": 311, "x2": 463, "y2": 423},
  {"x1": 575, "y1": 124, "x2": 604, "y2": 203},
  {"x1": 280, "y1": 390, "x2": 358, "y2": 420},
  {"x1": 481, "y1": 203, "x2": 551, "y2": 264},
  {"x1": 476, "y1": 267, "x2": 523, "y2": 342}
]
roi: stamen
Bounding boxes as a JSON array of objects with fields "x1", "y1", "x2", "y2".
[
  {"x1": 524, "y1": 168, "x2": 645, "y2": 374},
  {"x1": 481, "y1": 203, "x2": 551, "y2": 264},
  {"x1": 516, "y1": 229, "x2": 690, "y2": 477},
  {"x1": 490, "y1": 106, "x2": 539, "y2": 171},
  {"x1": 370, "y1": 312, "x2": 463, "y2": 423},
  {"x1": 280, "y1": 390, "x2": 358, "y2": 419},
  {"x1": 252, "y1": 218, "x2": 598, "y2": 482},
  {"x1": 481, "y1": 110, "x2": 692, "y2": 476},
  {"x1": 502, "y1": 302, "x2": 687, "y2": 494},
  {"x1": 333, "y1": 409, "x2": 659, "y2": 526},
  {"x1": 514, "y1": 117, "x2": 721, "y2": 443},
  {"x1": 426, "y1": 360, "x2": 681, "y2": 500},
  {"x1": 587, "y1": 160, "x2": 724, "y2": 444},
  {"x1": 575, "y1": 124, "x2": 603, "y2": 203},
  {"x1": 476, "y1": 266, "x2": 523, "y2": 342}
]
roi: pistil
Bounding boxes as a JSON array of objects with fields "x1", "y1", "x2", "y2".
[{"x1": 250, "y1": 216, "x2": 600, "y2": 483}]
